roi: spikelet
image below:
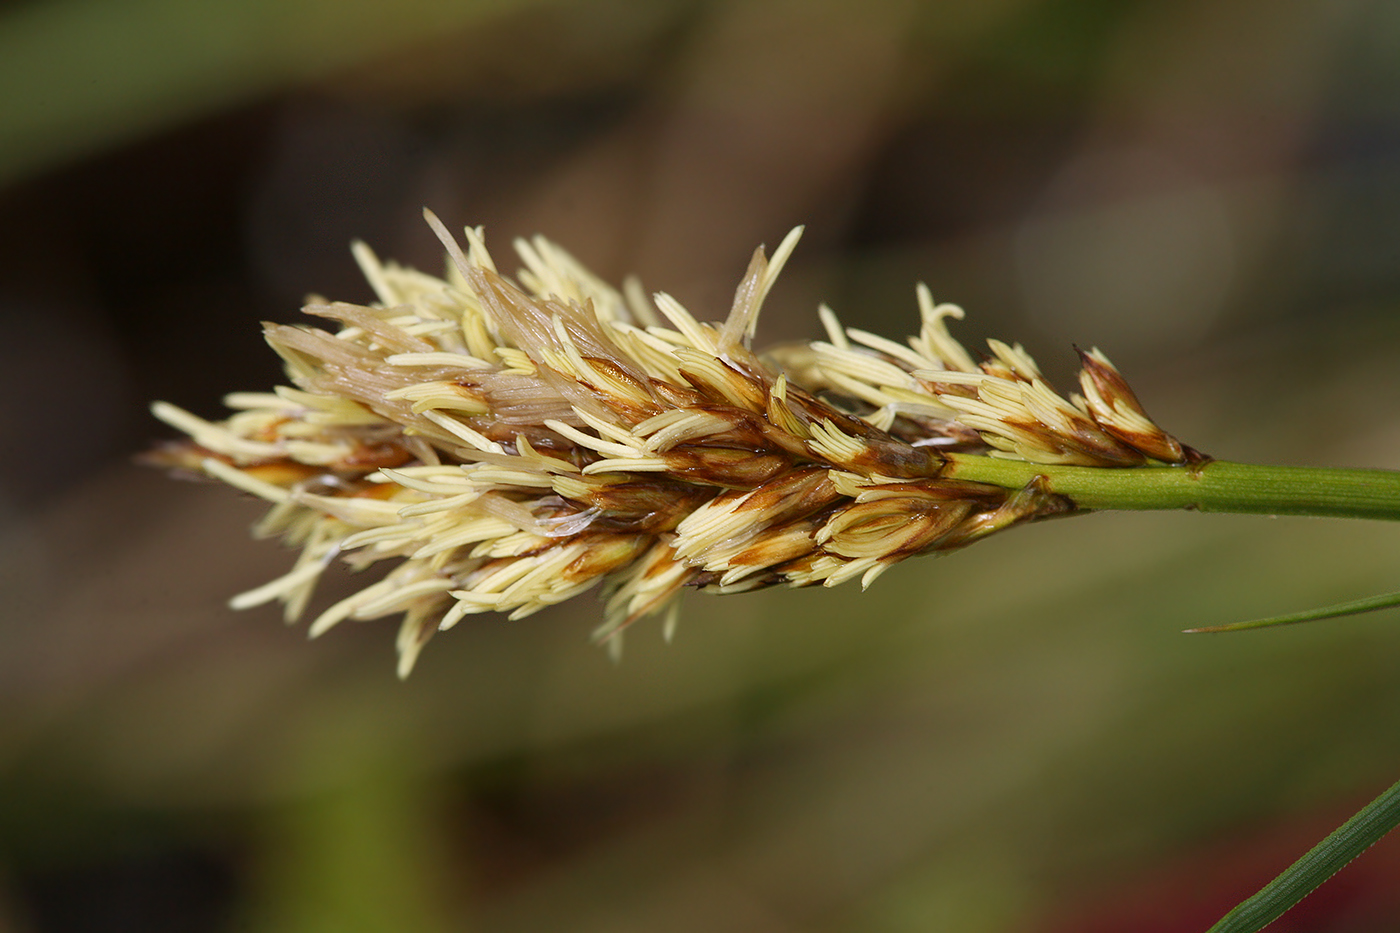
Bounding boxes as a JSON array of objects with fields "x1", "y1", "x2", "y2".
[{"x1": 149, "y1": 211, "x2": 1192, "y2": 675}]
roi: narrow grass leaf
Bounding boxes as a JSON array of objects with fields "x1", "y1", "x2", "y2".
[
  {"x1": 1206, "y1": 775, "x2": 1400, "y2": 933},
  {"x1": 1185, "y1": 589, "x2": 1400, "y2": 634}
]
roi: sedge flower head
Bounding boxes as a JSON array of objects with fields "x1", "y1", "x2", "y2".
[{"x1": 149, "y1": 210, "x2": 1189, "y2": 676}]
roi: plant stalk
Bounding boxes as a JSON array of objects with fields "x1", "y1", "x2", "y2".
[{"x1": 942, "y1": 456, "x2": 1400, "y2": 522}]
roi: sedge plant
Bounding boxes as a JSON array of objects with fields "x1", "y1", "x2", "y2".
[{"x1": 149, "y1": 211, "x2": 1400, "y2": 931}]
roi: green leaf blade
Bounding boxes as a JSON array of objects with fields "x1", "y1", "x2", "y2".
[
  {"x1": 1185, "y1": 590, "x2": 1400, "y2": 634},
  {"x1": 1206, "y1": 776, "x2": 1400, "y2": 933}
]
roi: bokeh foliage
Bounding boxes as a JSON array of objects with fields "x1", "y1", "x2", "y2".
[{"x1": 3, "y1": 0, "x2": 1400, "y2": 929}]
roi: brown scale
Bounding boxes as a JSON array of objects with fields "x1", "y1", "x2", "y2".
[
  {"x1": 1075, "y1": 349, "x2": 1198, "y2": 465},
  {"x1": 560, "y1": 534, "x2": 654, "y2": 580},
  {"x1": 706, "y1": 467, "x2": 840, "y2": 525},
  {"x1": 657, "y1": 405, "x2": 776, "y2": 453},
  {"x1": 676, "y1": 360, "x2": 771, "y2": 415},
  {"x1": 336, "y1": 439, "x2": 417, "y2": 470},
  {"x1": 820, "y1": 497, "x2": 975, "y2": 560},
  {"x1": 659, "y1": 448, "x2": 791, "y2": 489},
  {"x1": 560, "y1": 480, "x2": 713, "y2": 533},
  {"x1": 854, "y1": 477, "x2": 1012, "y2": 508},
  {"x1": 726, "y1": 516, "x2": 826, "y2": 572},
  {"x1": 828, "y1": 434, "x2": 947, "y2": 480}
]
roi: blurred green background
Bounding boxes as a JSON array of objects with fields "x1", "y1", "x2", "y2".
[{"x1": 4, "y1": 0, "x2": 1400, "y2": 930}]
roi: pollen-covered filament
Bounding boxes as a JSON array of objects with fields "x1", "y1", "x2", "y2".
[{"x1": 149, "y1": 211, "x2": 1190, "y2": 675}]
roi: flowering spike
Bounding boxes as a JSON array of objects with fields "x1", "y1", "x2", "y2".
[{"x1": 148, "y1": 214, "x2": 1193, "y2": 672}]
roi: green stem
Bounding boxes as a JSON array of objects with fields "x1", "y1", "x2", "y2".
[
  {"x1": 943, "y1": 456, "x2": 1400, "y2": 522},
  {"x1": 941, "y1": 453, "x2": 1400, "y2": 931}
]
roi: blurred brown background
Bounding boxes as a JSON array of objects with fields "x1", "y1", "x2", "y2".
[{"x1": 4, "y1": 0, "x2": 1400, "y2": 930}]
